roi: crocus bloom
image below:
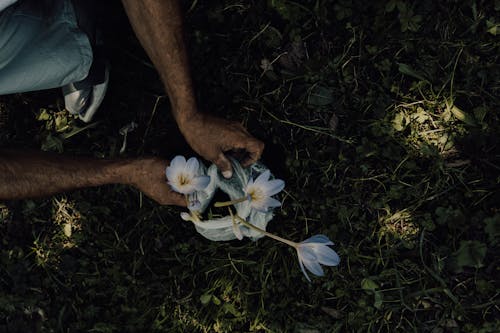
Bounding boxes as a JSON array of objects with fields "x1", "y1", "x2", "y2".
[
  {"x1": 296, "y1": 235, "x2": 340, "y2": 282},
  {"x1": 244, "y1": 170, "x2": 285, "y2": 212},
  {"x1": 166, "y1": 156, "x2": 210, "y2": 195}
]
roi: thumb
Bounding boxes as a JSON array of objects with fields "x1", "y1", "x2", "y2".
[{"x1": 215, "y1": 152, "x2": 233, "y2": 179}]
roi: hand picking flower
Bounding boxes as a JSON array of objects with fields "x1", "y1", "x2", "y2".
[
  {"x1": 165, "y1": 155, "x2": 210, "y2": 195},
  {"x1": 167, "y1": 156, "x2": 340, "y2": 282}
]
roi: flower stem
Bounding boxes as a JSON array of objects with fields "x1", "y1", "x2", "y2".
[
  {"x1": 233, "y1": 215, "x2": 298, "y2": 248},
  {"x1": 214, "y1": 196, "x2": 248, "y2": 208},
  {"x1": 191, "y1": 211, "x2": 201, "y2": 222},
  {"x1": 228, "y1": 207, "x2": 243, "y2": 240}
]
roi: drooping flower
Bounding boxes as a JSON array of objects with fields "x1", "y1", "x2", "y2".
[
  {"x1": 244, "y1": 170, "x2": 284, "y2": 212},
  {"x1": 166, "y1": 156, "x2": 210, "y2": 195},
  {"x1": 296, "y1": 235, "x2": 340, "y2": 282}
]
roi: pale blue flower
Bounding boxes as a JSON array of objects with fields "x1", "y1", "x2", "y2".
[
  {"x1": 166, "y1": 156, "x2": 210, "y2": 195},
  {"x1": 296, "y1": 235, "x2": 340, "y2": 282},
  {"x1": 244, "y1": 170, "x2": 285, "y2": 212},
  {"x1": 188, "y1": 197, "x2": 201, "y2": 211}
]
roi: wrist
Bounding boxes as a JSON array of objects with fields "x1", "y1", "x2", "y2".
[
  {"x1": 101, "y1": 159, "x2": 138, "y2": 186},
  {"x1": 173, "y1": 105, "x2": 201, "y2": 131}
]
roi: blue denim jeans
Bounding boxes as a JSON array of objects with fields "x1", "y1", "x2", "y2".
[{"x1": 0, "y1": 0, "x2": 92, "y2": 94}]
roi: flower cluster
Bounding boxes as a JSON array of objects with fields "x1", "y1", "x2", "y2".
[{"x1": 165, "y1": 155, "x2": 340, "y2": 281}]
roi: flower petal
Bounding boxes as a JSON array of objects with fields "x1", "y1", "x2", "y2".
[
  {"x1": 298, "y1": 246, "x2": 317, "y2": 262},
  {"x1": 167, "y1": 181, "x2": 182, "y2": 193},
  {"x1": 254, "y1": 170, "x2": 271, "y2": 186},
  {"x1": 188, "y1": 199, "x2": 201, "y2": 211},
  {"x1": 302, "y1": 257, "x2": 324, "y2": 277},
  {"x1": 261, "y1": 197, "x2": 281, "y2": 209},
  {"x1": 185, "y1": 157, "x2": 199, "y2": 176},
  {"x1": 170, "y1": 155, "x2": 186, "y2": 171},
  {"x1": 245, "y1": 178, "x2": 254, "y2": 192},
  {"x1": 303, "y1": 234, "x2": 333, "y2": 245},
  {"x1": 169, "y1": 181, "x2": 196, "y2": 194},
  {"x1": 314, "y1": 245, "x2": 340, "y2": 266},
  {"x1": 165, "y1": 166, "x2": 176, "y2": 182},
  {"x1": 192, "y1": 175, "x2": 210, "y2": 191},
  {"x1": 262, "y1": 179, "x2": 285, "y2": 196},
  {"x1": 250, "y1": 200, "x2": 269, "y2": 212},
  {"x1": 297, "y1": 256, "x2": 311, "y2": 282}
]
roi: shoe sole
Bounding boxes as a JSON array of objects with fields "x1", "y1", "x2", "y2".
[{"x1": 79, "y1": 65, "x2": 109, "y2": 123}]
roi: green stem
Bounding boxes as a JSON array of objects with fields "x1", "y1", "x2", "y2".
[
  {"x1": 214, "y1": 196, "x2": 248, "y2": 208},
  {"x1": 233, "y1": 215, "x2": 298, "y2": 248}
]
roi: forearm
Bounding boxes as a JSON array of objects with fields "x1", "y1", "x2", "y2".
[
  {"x1": 121, "y1": 0, "x2": 197, "y2": 127},
  {"x1": 120, "y1": 0, "x2": 265, "y2": 174},
  {"x1": 0, "y1": 150, "x2": 132, "y2": 200}
]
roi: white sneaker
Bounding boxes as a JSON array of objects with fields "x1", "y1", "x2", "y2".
[
  {"x1": 62, "y1": 60, "x2": 109, "y2": 123},
  {"x1": 78, "y1": 65, "x2": 109, "y2": 123}
]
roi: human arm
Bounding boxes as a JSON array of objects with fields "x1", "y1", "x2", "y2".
[
  {"x1": 120, "y1": 0, "x2": 264, "y2": 178},
  {"x1": 0, "y1": 150, "x2": 185, "y2": 206}
]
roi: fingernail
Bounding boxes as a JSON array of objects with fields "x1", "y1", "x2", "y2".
[{"x1": 222, "y1": 170, "x2": 232, "y2": 179}]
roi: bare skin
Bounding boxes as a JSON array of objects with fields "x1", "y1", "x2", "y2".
[
  {"x1": 0, "y1": 150, "x2": 185, "y2": 206},
  {"x1": 120, "y1": 0, "x2": 264, "y2": 177},
  {"x1": 0, "y1": 0, "x2": 264, "y2": 203}
]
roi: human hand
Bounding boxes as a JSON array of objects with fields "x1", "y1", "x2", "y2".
[
  {"x1": 126, "y1": 158, "x2": 186, "y2": 206},
  {"x1": 178, "y1": 113, "x2": 265, "y2": 178}
]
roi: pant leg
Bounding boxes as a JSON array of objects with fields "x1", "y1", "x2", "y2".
[{"x1": 0, "y1": 0, "x2": 92, "y2": 94}]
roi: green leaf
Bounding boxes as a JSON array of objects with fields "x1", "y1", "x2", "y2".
[
  {"x1": 361, "y1": 278, "x2": 378, "y2": 291},
  {"x1": 397, "y1": 63, "x2": 427, "y2": 82},
  {"x1": 307, "y1": 86, "x2": 334, "y2": 106},
  {"x1": 222, "y1": 303, "x2": 241, "y2": 317},
  {"x1": 476, "y1": 279, "x2": 495, "y2": 296},
  {"x1": 473, "y1": 106, "x2": 488, "y2": 123},
  {"x1": 435, "y1": 206, "x2": 465, "y2": 227},
  {"x1": 486, "y1": 20, "x2": 499, "y2": 35},
  {"x1": 373, "y1": 291, "x2": 383, "y2": 310},
  {"x1": 211, "y1": 295, "x2": 221, "y2": 305},
  {"x1": 449, "y1": 104, "x2": 477, "y2": 126},
  {"x1": 450, "y1": 241, "x2": 487, "y2": 272},
  {"x1": 484, "y1": 214, "x2": 500, "y2": 244},
  {"x1": 41, "y1": 134, "x2": 64, "y2": 152},
  {"x1": 200, "y1": 293, "x2": 212, "y2": 305},
  {"x1": 385, "y1": 0, "x2": 397, "y2": 12}
]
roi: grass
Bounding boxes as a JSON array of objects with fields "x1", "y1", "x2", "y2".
[{"x1": 1, "y1": 0, "x2": 499, "y2": 332}]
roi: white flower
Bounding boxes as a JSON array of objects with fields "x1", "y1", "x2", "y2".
[
  {"x1": 165, "y1": 156, "x2": 210, "y2": 195},
  {"x1": 188, "y1": 197, "x2": 201, "y2": 211},
  {"x1": 296, "y1": 235, "x2": 340, "y2": 282},
  {"x1": 244, "y1": 170, "x2": 284, "y2": 212}
]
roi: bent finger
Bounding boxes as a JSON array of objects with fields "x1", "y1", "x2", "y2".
[
  {"x1": 241, "y1": 139, "x2": 265, "y2": 167},
  {"x1": 215, "y1": 152, "x2": 233, "y2": 179}
]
